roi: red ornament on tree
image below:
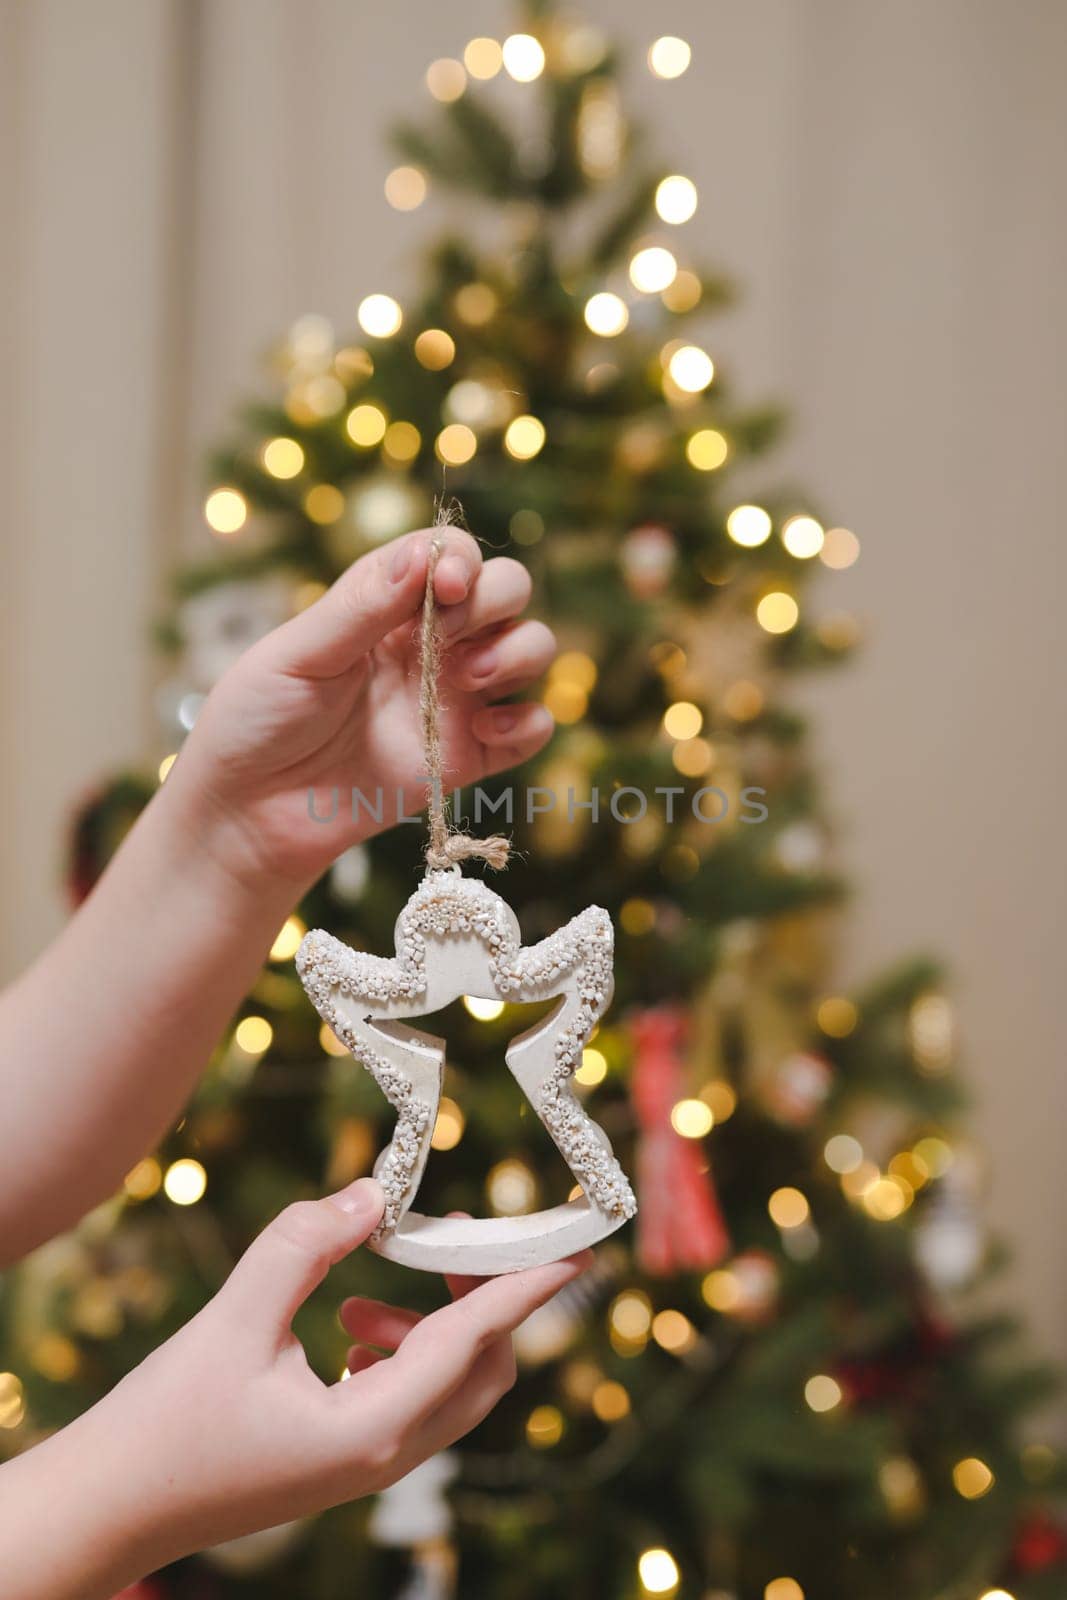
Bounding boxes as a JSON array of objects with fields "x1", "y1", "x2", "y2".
[
  {"x1": 630, "y1": 1005, "x2": 730, "y2": 1275},
  {"x1": 1013, "y1": 1511, "x2": 1067, "y2": 1573}
]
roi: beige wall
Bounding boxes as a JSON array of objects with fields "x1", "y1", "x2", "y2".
[{"x1": 2, "y1": 0, "x2": 1065, "y2": 1400}]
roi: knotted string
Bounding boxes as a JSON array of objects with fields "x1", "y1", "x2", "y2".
[{"x1": 419, "y1": 507, "x2": 511, "y2": 873}]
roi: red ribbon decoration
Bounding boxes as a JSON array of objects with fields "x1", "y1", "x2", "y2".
[{"x1": 630, "y1": 1005, "x2": 731, "y2": 1276}]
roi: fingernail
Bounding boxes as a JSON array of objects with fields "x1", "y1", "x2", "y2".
[
  {"x1": 390, "y1": 541, "x2": 412, "y2": 584},
  {"x1": 437, "y1": 554, "x2": 472, "y2": 598},
  {"x1": 466, "y1": 643, "x2": 498, "y2": 680},
  {"x1": 491, "y1": 705, "x2": 520, "y2": 733},
  {"x1": 330, "y1": 1177, "x2": 384, "y2": 1216}
]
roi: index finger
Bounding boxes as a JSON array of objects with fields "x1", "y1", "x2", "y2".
[
  {"x1": 339, "y1": 1251, "x2": 592, "y2": 1421},
  {"x1": 260, "y1": 526, "x2": 481, "y2": 678}
]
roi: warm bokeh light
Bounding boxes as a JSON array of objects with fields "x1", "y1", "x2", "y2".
[
  {"x1": 662, "y1": 700, "x2": 703, "y2": 740},
  {"x1": 502, "y1": 32, "x2": 546, "y2": 81},
  {"x1": 0, "y1": 1372, "x2": 26, "y2": 1430},
  {"x1": 431, "y1": 1096, "x2": 465, "y2": 1151},
  {"x1": 765, "y1": 1582, "x2": 804, "y2": 1600},
  {"x1": 821, "y1": 525, "x2": 861, "y2": 569},
  {"x1": 913, "y1": 1135, "x2": 954, "y2": 1178},
  {"x1": 805, "y1": 1374, "x2": 843, "y2": 1413},
  {"x1": 304, "y1": 484, "x2": 346, "y2": 524},
  {"x1": 722, "y1": 680, "x2": 764, "y2": 720},
  {"x1": 346, "y1": 403, "x2": 388, "y2": 446},
  {"x1": 629, "y1": 246, "x2": 678, "y2": 293},
  {"x1": 504, "y1": 414, "x2": 546, "y2": 460},
  {"x1": 655, "y1": 175, "x2": 698, "y2": 224},
  {"x1": 464, "y1": 994, "x2": 505, "y2": 1021},
  {"x1": 353, "y1": 480, "x2": 408, "y2": 540},
  {"x1": 261, "y1": 436, "x2": 305, "y2": 478},
  {"x1": 953, "y1": 1457, "x2": 995, "y2": 1499},
  {"x1": 289, "y1": 374, "x2": 346, "y2": 421},
  {"x1": 163, "y1": 1158, "x2": 207, "y2": 1206},
  {"x1": 204, "y1": 487, "x2": 247, "y2": 536},
  {"x1": 782, "y1": 514, "x2": 825, "y2": 559},
  {"x1": 543, "y1": 680, "x2": 587, "y2": 723},
  {"x1": 667, "y1": 345, "x2": 713, "y2": 392},
  {"x1": 648, "y1": 36, "x2": 691, "y2": 78},
  {"x1": 879, "y1": 1455, "x2": 925, "y2": 1518},
  {"x1": 768, "y1": 1186, "x2": 810, "y2": 1228},
  {"x1": 447, "y1": 379, "x2": 497, "y2": 427},
  {"x1": 638, "y1": 1547, "x2": 680, "y2": 1595},
  {"x1": 31, "y1": 1333, "x2": 80, "y2": 1383},
  {"x1": 414, "y1": 328, "x2": 456, "y2": 369},
  {"x1": 863, "y1": 1176, "x2": 913, "y2": 1221},
  {"x1": 383, "y1": 420, "x2": 421, "y2": 463},
  {"x1": 909, "y1": 991, "x2": 955, "y2": 1073},
  {"x1": 817, "y1": 995, "x2": 859, "y2": 1037},
  {"x1": 671, "y1": 737, "x2": 713, "y2": 777},
  {"x1": 670, "y1": 1098, "x2": 714, "y2": 1138},
  {"x1": 334, "y1": 344, "x2": 373, "y2": 382},
  {"x1": 235, "y1": 1015, "x2": 273, "y2": 1055},
  {"x1": 701, "y1": 1080, "x2": 737, "y2": 1121},
  {"x1": 610, "y1": 1289, "x2": 653, "y2": 1340},
  {"x1": 584, "y1": 291, "x2": 629, "y2": 336},
  {"x1": 824, "y1": 1134, "x2": 864, "y2": 1174},
  {"x1": 662, "y1": 268, "x2": 702, "y2": 312},
  {"x1": 320, "y1": 1022, "x2": 348, "y2": 1057},
  {"x1": 464, "y1": 36, "x2": 503, "y2": 79},
  {"x1": 453, "y1": 282, "x2": 498, "y2": 325},
  {"x1": 726, "y1": 503, "x2": 772, "y2": 547},
  {"x1": 591, "y1": 1379, "x2": 630, "y2": 1421},
  {"x1": 889, "y1": 1150, "x2": 930, "y2": 1190},
  {"x1": 620, "y1": 897, "x2": 655, "y2": 935},
  {"x1": 384, "y1": 165, "x2": 427, "y2": 211},
  {"x1": 686, "y1": 428, "x2": 728, "y2": 470},
  {"x1": 157, "y1": 753, "x2": 177, "y2": 783},
  {"x1": 270, "y1": 915, "x2": 306, "y2": 962},
  {"x1": 756, "y1": 591, "x2": 800, "y2": 634},
  {"x1": 123, "y1": 1157, "x2": 163, "y2": 1201},
  {"x1": 426, "y1": 57, "x2": 466, "y2": 102},
  {"x1": 551, "y1": 650, "x2": 598, "y2": 691},
  {"x1": 526, "y1": 1403, "x2": 564, "y2": 1447},
  {"x1": 575, "y1": 1046, "x2": 608, "y2": 1085},
  {"x1": 436, "y1": 423, "x2": 478, "y2": 465},
  {"x1": 702, "y1": 1268, "x2": 740, "y2": 1312},
  {"x1": 652, "y1": 1309, "x2": 696, "y2": 1352},
  {"x1": 840, "y1": 1160, "x2": 880, "y2": 1202},
  {"x1": 357, "y1": 293, "x2": 403, "y2": 338},
  {"x1": 488, "y1": 1158, "x2": 537, "y2": 1215}
]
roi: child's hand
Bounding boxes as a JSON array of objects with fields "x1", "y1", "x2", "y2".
[
  {"x1": 7, "y1": 1180, "x2": 590, "y2": 1597},
  {"x1": 170, "y1": 528, "x2": 556, "y2": 890}
]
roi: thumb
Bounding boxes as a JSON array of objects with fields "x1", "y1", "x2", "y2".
[
  {"x1": 262, "y1": 527, "x2": 480, "y2": 677},
  {"x1": 222, "y1": 1178, "x2": 385, "y2": 1330}
]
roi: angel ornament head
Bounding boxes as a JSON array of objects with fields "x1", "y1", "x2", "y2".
[{"x1": 297, "y1": 871, "x2": 637, "y2": 1275}]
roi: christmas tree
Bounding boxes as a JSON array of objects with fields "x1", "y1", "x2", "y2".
[{"x1": 3, "y1": 10, "x2": 1065, "y2": 1599}]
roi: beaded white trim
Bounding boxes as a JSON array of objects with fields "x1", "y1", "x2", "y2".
[{"x1": 297, "y1": 873, "x2": 636, "y2": 1242}]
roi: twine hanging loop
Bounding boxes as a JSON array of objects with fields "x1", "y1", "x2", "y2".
[{"x1": 419, "y1": 519, "x2": 511, "y2": 873}]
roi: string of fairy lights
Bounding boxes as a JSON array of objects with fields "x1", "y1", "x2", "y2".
[
  {"x1": 0, "y1": 28, "x2": 1044, "y2": 1600},
  {"x1": 198, "y1": 20, "x2": 861, "y2": 681}
]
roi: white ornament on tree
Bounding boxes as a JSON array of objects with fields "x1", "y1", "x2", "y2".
[{"x1": 369, "y1": 1453, "x2": 458, "y2": 1548}]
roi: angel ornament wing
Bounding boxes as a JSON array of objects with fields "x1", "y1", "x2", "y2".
[{"x1": 297, "y1": 870, "x2": 637, "y2": 1275}]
